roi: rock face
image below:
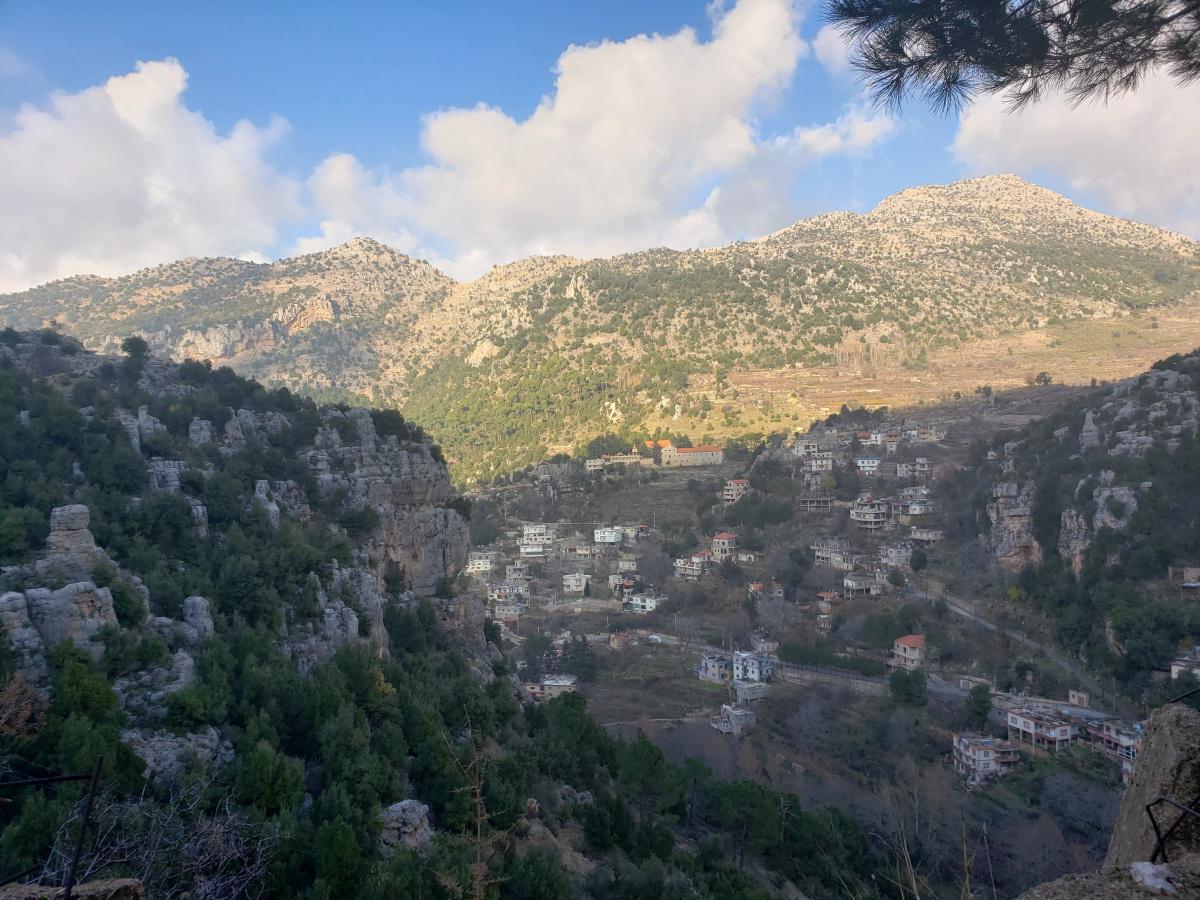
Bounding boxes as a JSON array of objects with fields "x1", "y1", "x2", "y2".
[
  {"x1": 1107, "y1": 704, "x2": 1200, "y2": 867},
  {"x1": 986, "y1": 482, "x2": 1042, "y2": 571},
  {"x1": 1058, "y1": 508, "x2": 1091, "y2": 575},
  {"x1": 1, "y1": 581, "x2": 118, "y2": 673},
  {"x1": 36, "y1": 504, "x2": 104, "y2": 578},
  {"x1": 121, "y1": 726, "x2": 234, "y2": 785},
  {"x1": 306, "y1": 409, "x2": 467, "y2": 595},
  {"x1": 379, "y1": 800, "x2": 434, "y2": 857}
]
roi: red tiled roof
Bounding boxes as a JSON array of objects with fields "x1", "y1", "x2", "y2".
[
  {"x1": 895, "y1": 634, "x2": 925, "y2": 648},
  {"x1": 727, "y1": 478, "x2": 749, "y2": 484},
  {"x1": 713, "y1": 531, "x2": 736, "y2": 540},
  {"x1": 678, "y1": 444, "x2": 722, "y2": 453}
]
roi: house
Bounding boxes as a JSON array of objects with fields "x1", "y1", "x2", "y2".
[
  {"x1": 661, "y1": 443, "x2": 725, "y2": 467},
  {"x1": 855, "y1": 457, "x2": 882, "y2": 477},
  {"x1": 1170, "y1": 646, "x2": 1200, "y2": 680},
  {"x1": 850, "y1": 495, "x2": 892, "y2": 531},
  {"x1": 532, "y1": 462, "x2": 572, "y2": 481},
  {"x1": 617, "y1": 552, "x2": 638, "y2": 573},
  {"x1": 880, "y1": 542, "x2": 913, "y2": 571},
  {"x1": 594, "y1": 526, "x2": 623, "y2": 545},
  {"x1": 522, "y1": 523, "x2": 555, "y2": 543},
  {"x1": 795, "y1": 492, "x2": 834, "y2": 511},
  {"x1": 733, "y1": 680, "x2": 770, "y2": 704},
  {"x1": 1168, "y1": 565, "x2": 1200, "y2": 583},
  {"x1": 909, "y1": 526, "x2": 944, "y2": 544},
  {"x1": 800, "y1": 452, "x2": 835, "y2": 473},
  {"x1": 884, "y1": 432, "x2": 901, "y2": 455},
  {"x1": 673, "y1": 551, "x2": 712, "y2": 581},
  {"x1": 601, "y1": 452, "x2": 644, "y2": 467},
  {"x1": 816, "y1": 590, "x2": 840, "y2": 613},
  {"x1": 1007, "y1": 706, "x2": 1077, "y2": 753},
  {"x1": 698, "y1": 654, "x2": 733, "y2": 683},
  {"x1": 540, "y1": 674, "x2": 579, "y2": 700},
  {"x1": 711, "y1": 703, "x2": 754, "y2": 735},
  {"x1": 889, "y1": 634, "x2": 926, "y2": 670},
  {"x1": 733, "y1": 651, "x2": 774, "y2": 682},
  {"x1": 735, "y1": 550, "x2": 760, "y2": 563},
  {"x1": 722, "y1": 478, "x2": 750, "y2": 504},
  {"x1": 811, "y1": 537, "x2": 861, "y2": 571},
  {"x1": 751, "y1": 633, "x2": 779, "y2": 654},
  {"x1": 626, "y1": 591, "x2": 664, "y2": 614},
  {"x1": 843, "y1": 572, "x2": 883, "y2": 598},
  {"x1": 519, "y1": 542, "x2": 548, "y2": 559},
  {"x1": 506, "y1": 561, "x2": 531, "y2": 581},
  {"x1": 952, "y1": 734, "x2": 1019, "y2": 786},
  {"x1": 465, "y1": 550, "x2": 501, "y2": 575},
  {"x1": 491, "y1": 600, "x2": 524, "y2": 623},
  {"x1": 585, "y1": 458, "x2": 605, "y2": 473},
  {"x1": 562, "y1": 572, "x2": 590, "y2": 594},
  {"x1": 1082, "y1": 718, "x2": 1143, "y2": 780},
  {"x1": 711, "y1": 531, "x2": 737, "y2": 562},
  {"x1": 913, "y1": 457, "x2": 932, "y2": 479},
  {"x1": 816, "y1": 613, "x2": 834, "y2": 635}
]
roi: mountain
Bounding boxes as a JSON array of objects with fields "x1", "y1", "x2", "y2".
[{"x1": 3, "y1": 175, "x2": 1199, "y2": 481}]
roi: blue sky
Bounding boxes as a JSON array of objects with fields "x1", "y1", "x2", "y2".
[{"x1": 0, "y1": 0, "x2": 1194, "y2": 290}]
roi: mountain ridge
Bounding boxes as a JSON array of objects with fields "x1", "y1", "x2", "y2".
[{"x1": 2, "y1": 174, "x2": 1199, "y2": 479}]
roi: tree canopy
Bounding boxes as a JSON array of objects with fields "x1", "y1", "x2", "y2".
[{"x1": 828, "y1": 0, "x2": 1200, "y2": 110}]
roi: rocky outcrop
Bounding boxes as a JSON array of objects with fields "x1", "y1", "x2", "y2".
[
  {"x1": 114, "y1": 649, "x2": 197, "y2": 719},
  {"x1": 986, "y1": 482, "x2": 1042, "y2": 571},
  {"x1": 1107, "y1": 704, "x2": 1200, "y2": 867},
  {"x1": 1058, "y1": 508, "x2": 1091, "y2": 575},
  {"x1": 378, "y1": 800, "x2": 434, "y2": 857},
  {"x1": 121, "y1": 726, "x2": 234, "y2": 785},
  {"x1": 35, "y1": 504, "x2": 105, "y2": 578},
  {"x1": 307, "y1": 409, "x2": 467, "y2": 595},
  {"x1": 1, "y1": 582, "x2": 118, "y2": 672},
  {"x1": 1079, "y1": 410, "x2": 1100, "y2": 451}
]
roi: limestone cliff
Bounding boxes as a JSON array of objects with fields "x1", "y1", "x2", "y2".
[{"x1": 986, "y1": 481, "x2": 1042, "y2": 571}]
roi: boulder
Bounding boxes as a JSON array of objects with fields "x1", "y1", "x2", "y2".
[
  {"x1": 0, "y1": 879, "x2": 145, "y2": 900},
  {"x1": 379, "y1": 799, "x2": 434, "y2": 857},
  {"x1": 183, "y1": 595, "x2": 214, "y2": 642}
]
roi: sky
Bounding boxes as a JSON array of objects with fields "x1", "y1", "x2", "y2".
[{"x1": 0, "y1": 0, "x2": 1197, "y2": 292}]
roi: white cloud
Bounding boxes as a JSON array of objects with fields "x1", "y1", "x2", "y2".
[
  {"x1": 953, "y1": 71, "x2": 1200, "y2": 237},
  {"x1": 0, "y1": 58, "x2": 301, "y2": 292},
  {"x1": 812, "y1": 24, "x2": 854, "y2": 80},
  {"x1": 298, "y1": 0, "x2": 893, "y2": 276},
  {"x1": 783, "y1": 105, "x2": 895, "y2": 157}
]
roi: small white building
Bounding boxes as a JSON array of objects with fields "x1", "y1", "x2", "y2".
[
  {"x1": 465, "y1": 550, "x2": 501, "y2": 575},
  {"x1": 594, "y1": 526, "x2": 623, "y2": 545},
  {"x1": 563, "y1": 572, "x2": 590, "y2": 594},
  {"x1": 627, "y1": 592, "x2": 664, "y2": 614},
  {"x1": 673, "y1": 552, "x2": 712, "y2": 581},
  {"x1": 616, "y1": 553, "x2": 639, "y2": 573},
  {"x1": 522, "y1": 523, "x2": 556, "y2": 543},
  {"x1": 952, "y1": 734, "x2": 1019, "y2": 786},
  {"x1": 909, "y1": 526, "x2": 944, "y2": 544},
  {"x1": 880, "y1": 542, "x2": 913, "y2": 571},
  {"x1": 850, "y1": 495, "x2": 892, "y2": 531},
  {"x1": 1007, "y1": 706, "x2": 1077, "y2": 753},
  {"x1": 855, "y1": 457, "x2": 882, "y2": 477},
  {"x1": 585, "y1": 458, "x2": 605, "y2": 473},
  {"x1": 506, "y1": 561, "x2": 531, "y2": 581},
  {"x1": 519, "y1": 543, "x2": 548, "y2": 559},
  {"x1": 733, "y1": 651, "x2": 773, "y2": 682}
]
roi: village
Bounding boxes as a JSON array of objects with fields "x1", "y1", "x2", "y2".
[{"x1": 456, "y1": 413, "x2": 1193, "y2": 803}]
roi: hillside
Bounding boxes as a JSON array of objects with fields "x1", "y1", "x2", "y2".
[
  {"x1": 0, "y1": 331, "x2": 883, "y2": 898},
  {"x1": 939, "y1": 347, "x2": 1200, "y2": 702},
  {"x1": 3, "y1": 175, "x2": 1199, "y2": 481}
]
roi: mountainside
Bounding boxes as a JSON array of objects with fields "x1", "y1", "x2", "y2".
[
  {"x1": 3, "y1": 175, "x2": 1199, "y2": 481},
  {"x1": 0, "y1": 330, "x2": 883, "y2": 897},
  {"x1": 939, "y1": 347, "x2": 1200, "y2": 700}
]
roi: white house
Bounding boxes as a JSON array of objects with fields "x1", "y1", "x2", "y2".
[
  {"x1": 563, "y1": 572, "x2": 590, "y2": 594},
  {"x1": 855, "y1": 457, "x2": 882, "y2": 477},
  {"x1": 465, "y1": 550, "x2": 501, "y2": 575},
  {"x1": 594, "y1": 526, "x2": 623, "y2": 545},
  {"x1": 722, "y1": 479, "x2": 750, "y2": 504},
  {"x1": 733, "y1": 651, "x2": 773, "y2": 682},
  {"x1": 626, "y1": 592, "x2": 664, "y2": 614},
  {"x1": 673, "y1": 552, "x2": 712, "y2": 580},
  {"x1": 522, "y1": 523, "x2": 556, "y2": 543}
]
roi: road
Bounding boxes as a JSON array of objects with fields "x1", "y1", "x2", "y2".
[{"x1": 928, "y1": 591, "x2": 1137, "y2": 717}]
